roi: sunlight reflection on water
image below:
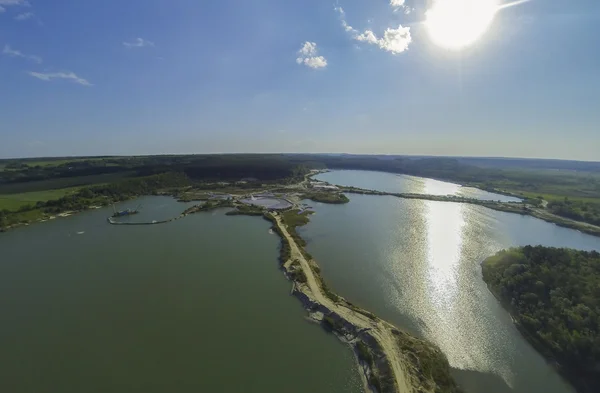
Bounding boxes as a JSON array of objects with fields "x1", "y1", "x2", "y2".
[
  {"x1": 425, "y1": 201, "x2": 463, "y2": 310},
  {"x1": 302, "y1": 173, "x2": 593, "y2": 393},
  {"x1": 379, "y1": 188, "x2": 517, "y2": 386},
  {"x1": 420, "y1": 201, "x2": 515, "y2": 386}
]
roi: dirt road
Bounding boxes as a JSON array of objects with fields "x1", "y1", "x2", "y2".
[{"x1": 273, "y1": 214, "x2": 415, "y2": 393}]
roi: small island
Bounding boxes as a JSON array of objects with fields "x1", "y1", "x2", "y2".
[{"x1": 481, "y1": 246, "x2": 600, "y2": 393}]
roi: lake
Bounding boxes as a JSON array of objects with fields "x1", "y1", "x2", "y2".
[
  {"x1": 0, "y1": 196, "x2": 363, "y2": 393},
  {"x1": 315, "y1": 169, "x2": 522, "y2": 202},
  {"x1": 301, "y1": 171, "x2": 600, "y2": 393}
]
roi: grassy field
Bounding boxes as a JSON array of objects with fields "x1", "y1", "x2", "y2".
[
  {"x1": 518, "y1": 192, "x2": 600, "y2": 204},
  {"x1": 474, "y1": 170, "x2": 600, "y2": 200},
  {"x1": 0, "y1": 172, "x2": 133, "y2": 194},
  {"x1": 0, "y1": 157, "x2": 120, "y2": 171},
  {"x1": 281, "y1": 209, "x2": 312, "y2": 227},
  {"x1": 0, "y1": 187, "x2": 83, "y2": 211}
]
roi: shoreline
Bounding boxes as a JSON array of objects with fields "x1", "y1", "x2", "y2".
[
  {"x1": 310, "y1": 170, "x2": 600, "y2": 237},
  {"x1": 480, "y1": 257, "x2": 582, "y2": 393},
  {"x1": 309, "y1": 168, "x2": 524, "y2": 200},
  {"x1": 263, "y1": 211, "x2": 461, "y2": 393},
  {"x1": 337, "y1": 187, "x2": 600, "y2": 238}
]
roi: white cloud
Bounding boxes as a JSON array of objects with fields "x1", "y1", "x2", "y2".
[
  {"x1": 299, "y1": 56, "x2": 328, "y2": 69},
  {"x1": 296, "y1": 41, "x2": 327, "y2": 69},
  {"x1": 123, "y1": 38, "x2": 155, "y2": 48},
  {"x1": 356, "y1": 26, "x2": 412, "y2": 54},
  {"x1": 14, "y1": 11, "x2": 33, "y2": 20},
  {"x1": 378, "y1": 25, "x2": 412, "y2": 54},
  {"x1": 390, "y1": 0, "x2": 410, "y2": 13},
  {"x1": 335, "y1": 5, "x2": 412, "y2": 55},
  {"x1": 0, "y1": 6, "x2": 5, "y2": 13},
  {"x1": 356, "y1": 30, "x2": 378, "y2": 44},
  {"x1": 2, "y1": 44, "x2": 42, "y2": 63},
  {"x1": 298, "y1": 41, "x2": 317, "y2": 57},
  {"x1": 353, "y1": 24, "x2": 413, "y2": 54},
  {"x1": 28, "y1": 71, "x2": 92, "y2": 86},
  {"x1": 335, "y1": 6, "x2": 357, "y2": 34}
]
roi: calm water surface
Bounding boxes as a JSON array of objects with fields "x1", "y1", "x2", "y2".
[
  {"x1": 0, "y1": 196, "x2": 363, "y2": 393},
  {"x1": 302, "y1": 171, "x2": 600, "y2": 393},
  {"x1": 316, "y1": 170, "x2": 522, "y2": 202}
]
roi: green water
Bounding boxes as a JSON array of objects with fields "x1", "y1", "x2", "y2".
[
  {"x1": 302, "y1": 171, "x2": 600, "y2": 393},
  {"x1": 0, "y1": 196, "x2": 363, "y2": 393}
]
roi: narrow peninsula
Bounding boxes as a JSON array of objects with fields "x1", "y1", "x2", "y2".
[{"x1": 242, "y1": 207, "x2": 461, "y2": 393}]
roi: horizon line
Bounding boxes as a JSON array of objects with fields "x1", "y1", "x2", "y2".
[{"x1": 1, "y1": 152, "x2": 599, "y2": 164}]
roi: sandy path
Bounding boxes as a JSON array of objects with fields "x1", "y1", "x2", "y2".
[{"x1": 273, "y1": 214, "x2": 414, "y2": 393}]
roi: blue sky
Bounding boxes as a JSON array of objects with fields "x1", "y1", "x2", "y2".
[{"x1": 1, "y1": 0, "x2": 599, "y2": 160}]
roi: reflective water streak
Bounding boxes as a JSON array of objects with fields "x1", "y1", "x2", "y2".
[{"x1": 315, "y1": 170, "x2": 522, "y2": 202}]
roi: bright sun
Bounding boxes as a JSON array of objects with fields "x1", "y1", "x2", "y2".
[{"x1": 425, "y1": 0, "x2": 499, "y2": 50}]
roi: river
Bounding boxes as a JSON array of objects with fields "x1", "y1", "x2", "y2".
[
  {"x1": 304, "y1": 170, "x2": 600, "y2": 393},
  {"x1": 0, "y1": 196, "x2": 363, "y2": 393}
]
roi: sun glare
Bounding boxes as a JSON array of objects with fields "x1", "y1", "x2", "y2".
[{"x1": 425, "y1": 0, "x2": 499, "y2": 50}]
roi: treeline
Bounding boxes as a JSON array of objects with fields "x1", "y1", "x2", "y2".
[
  {"x1": 45, "y1": 172, "x2": 190, "y2": 212},
  {"x1": 482, "y1": 246, "x2": 600, "y2": 393},
  {"x1": 294, "y1": 155, "x2": 600, "y2": 197},
  {"x1": 548, "y1": 199, "x2": 600, "y2": 226},
  {"x1": 1, "y1": 159, "x2": 129, "y2": 184},
  {"x1": 302, "y1": 192, "x2": 350, "y2": 204},
  {"x1": 1, "y1": 155, "x2": 310, "y2": 185}
]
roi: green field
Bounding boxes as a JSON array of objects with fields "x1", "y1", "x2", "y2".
[
  {"x1": 472, "y1": 170, "x2": 600, "y2": 200},
  {"x1": 0, "y1": 173, "x2": 133, "y2": 194},
  {"x1": 0, "y1": 187, "x2": 83, "y2": 212},
  {"x1": 0, "y1": 157, "x2": 126, "y2": 172}
]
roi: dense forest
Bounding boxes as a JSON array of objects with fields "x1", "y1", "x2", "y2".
[
  {"x1": 0, "y1": 155, "x2": 308, "y2": 185},
  {"x1": 481, "y1": 246, "x2": 600, "y2": 393}
]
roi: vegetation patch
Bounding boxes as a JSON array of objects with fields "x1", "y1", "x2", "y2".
[
  {"x1": 262, "y1": 213, "x2": 292, "y2": 264},
  {"x1": 356, "y1": 341, "x2": 374, "y2": 366},
  {"x1": 392, "y1": 329, "x2": 463, "y2": 393},
  {"x1": 0, "y1": 173, "x2": 133, "y2": 194},
  {"x1": 354, "y1": 341, "x2": 386, "y2": 392},
  {"x1": 0, "y1": 187, "x2": 83, "y2": 212},
  {"x1": 482, "y1": 246, "x2": 600, "y2": 393},
  {"x1": 321, "y1": 314, "x2": 345, "y2": 333},
  {"x1": 278, "y1": 209, "x2": 314, "y2": 253},
  {"x1": 288, "y1": 260, "x2": 307, "y2": 283},
  {"x1": 547, "y1": 198, "x2": 600, "y2": 226},
  {"x1": 321, "y1": 282, "x2": 340, "y2": 303},
  {"x1": 225, "y1": 205, "x2": 264, "y2": 216},
  {"x1": 184, "y1": 199, "x2": 235, "y2": 215},
  {"x1": 303, "y1": 192, "x2": 350, "y2": 204}
]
